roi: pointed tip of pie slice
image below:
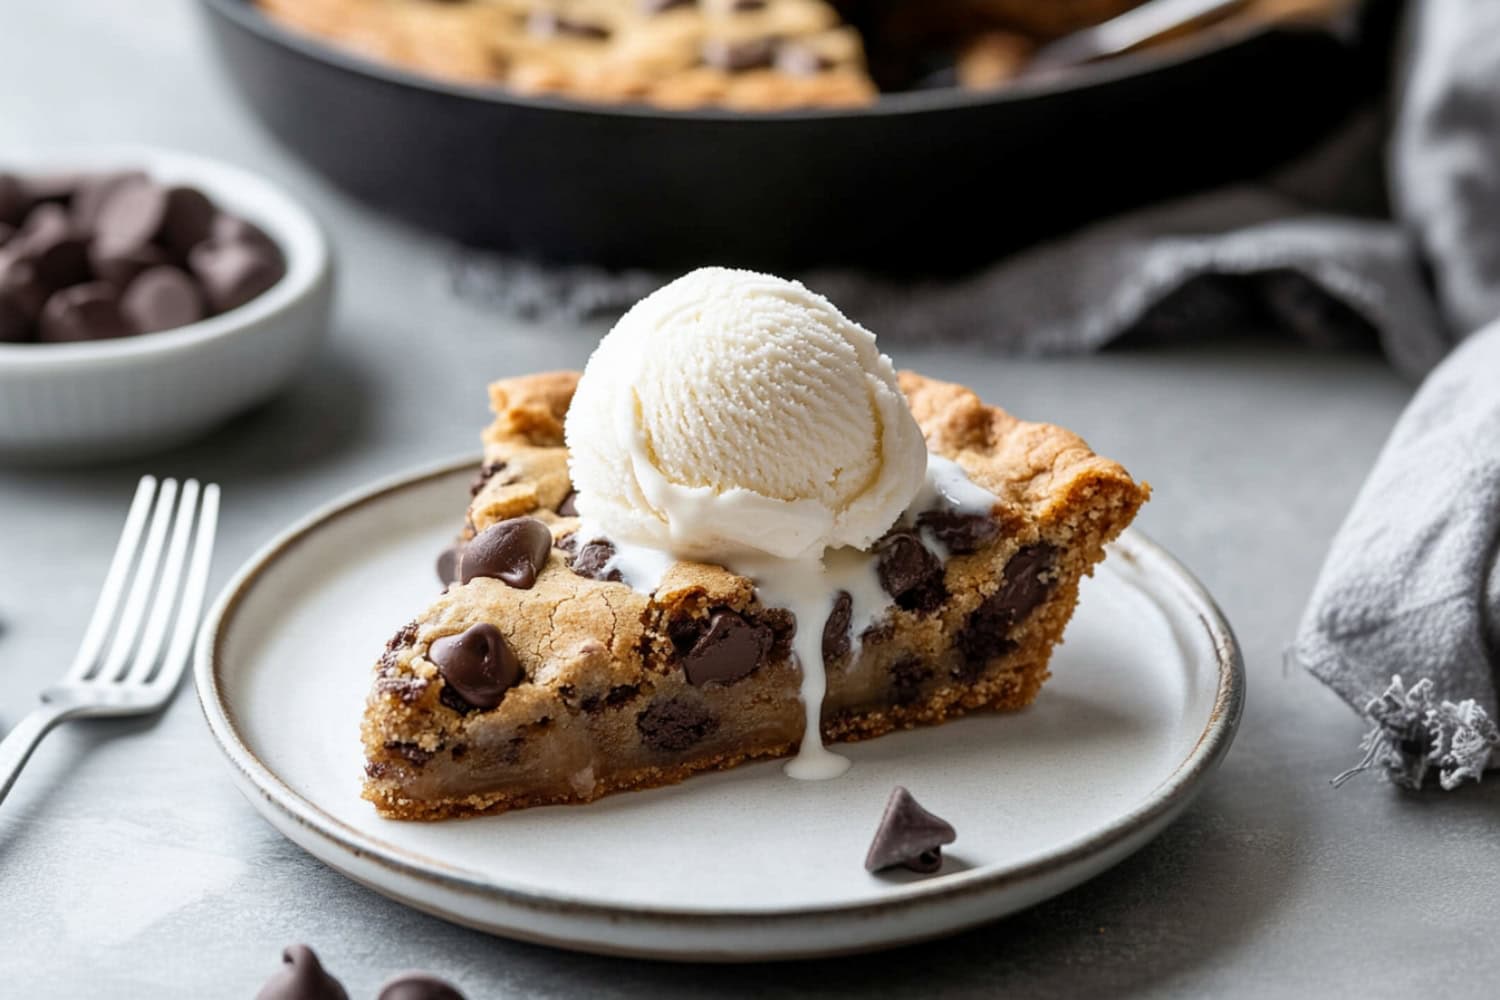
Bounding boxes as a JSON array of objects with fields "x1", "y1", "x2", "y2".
[{"x1": 864, "y1": 785, "x2": 958, "y2": 873}]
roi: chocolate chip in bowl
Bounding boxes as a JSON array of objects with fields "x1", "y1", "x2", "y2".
[{"x1": 0, "y1": 146, "x2": 331, "y2": 463}]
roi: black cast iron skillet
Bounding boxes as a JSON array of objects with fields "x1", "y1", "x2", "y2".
[{"x1": 198, "y1": 0, "x2": 1389, "y2": 271}]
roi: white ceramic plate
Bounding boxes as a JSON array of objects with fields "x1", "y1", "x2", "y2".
[{"x1": 196, "y1": 458, "x2": 1243, "y2": 962}]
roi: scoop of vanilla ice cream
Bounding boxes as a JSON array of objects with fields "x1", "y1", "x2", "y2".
[{"x1": 565, "y1": 267, "x2": 928, "y2": 562}]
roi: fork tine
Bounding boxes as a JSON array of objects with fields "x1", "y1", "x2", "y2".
[
  {"x1": 95, "y1": 479, "x2": 179, "y2": 683},
  {"x1": 122, "y1": 480, "x2": 201, "y2": 686},
  {"x1": 147, "y1": 483, "x2": 219, "y2": 691},
  {"x1": 63, "y1": 477, "x2": 158, "y2": 684}
]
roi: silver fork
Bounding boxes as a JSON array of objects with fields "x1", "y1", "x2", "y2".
[{"x1": 0, "y1": 475, "x2": 220, "y2": 806}]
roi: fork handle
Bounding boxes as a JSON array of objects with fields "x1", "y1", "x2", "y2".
[{"x1": 0, "y1": 704, "x2": 72, "y2": 807}]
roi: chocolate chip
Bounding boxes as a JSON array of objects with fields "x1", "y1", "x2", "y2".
[
  {"x1": 469, "y1": 460, "x2": 505, "y2": 497},
  {"x1": 255, "y1": 944, "x2": 349, "y2": 1000},
  {"x1": 640, "y1": 0, "x2": 694, "y2": 11},
  {"x1": 0, "y1": 291, "x2": 32, "y2": 342},
  {"x1": 557, "y1": 489, "x2": 579, "y2": 517},
  {"x1": 378, "y1": 974, "x2": 467, "y2": 1000},
  {"x1": 429, "y1": 623, "x2": 522, "y2": 711},
  {"x1": 0, "y1": 259, "x2": 47, "y2": 318},
  {"x1": 212, "y1": 212, "x2": 279, "y2": 253},
  {"x1": 20, "y1": 173, "x2": 82, "y2": 206},
  {"x1": 637, "y1": 696, "x2": 718, "y2": 753},
  {"x1": 527, "y1": 10, "x2": 611, "y2": 39},
  {"x1": 917, "y1": 510, "x2": 999, "y2": 554},
  {"x1": 436, "y1": 543, "x2": 462, "y2": 587},
  {"x1": 0, "y1": 174, "x2": 26, "y2": 226},
  {"x1": 864, "y1": 786, "x2": 957, "y2": 874},
  {"x1": 822, "y1": 591, "x2": 852, "y2": 667},
  {"x1": 682, "y1": 610, "x2": 771, "y2": 686},
  {"x1": 71, "y1": 171, "x2": 147, "y2": 230},
  {"x1": 702, "y1": 37, "x2": 776, "y2": 72},
  {"x1": 889, "y1": 657, "x2": 932, "y2": 706},
  {"x1": 13, "y1": 204, "x2": 89, "y2": 289},
  {"x1": 38, "y1": 282, "x2": 131, "y2": 342},
  {"x1": 875, "y1": 531, "x2": 946, "y2": 613},
  {"x1": 569, "y1": 538, "x2": 623, "y2": 582},
  {"x1": 383, "y1": 741, "x2": 434, "y2": 766},
  {"x1": 731, "y1": 0, "x2": 768, "y2": 9},
  {"x1": 90, "y1": 240, "x2": 169, "y2": 288},
  {"x1": 460, "y1": 516, "x2": 553, "y2": 589},
  {"x1": 774, "y1": 43, "x2": 832, "y2": 77},
  {"x1": 120, "y1": 265, "x2": 205, "y2": 334},
  {"x1": 161, "y1": 187, "x2": 216, "y2": 255},
  {"x1": 0, "y1": 221, "x2": 13, "y2": 247},
  {"x1": 93, "y1": 178, "x2": 169, "y2": 257},
  {"x1": 956, "y1": 544, "x2": 1058, "y2": 671},
  {"x1": 188, "y1": 237, "x2": 285, "y2": 313}
]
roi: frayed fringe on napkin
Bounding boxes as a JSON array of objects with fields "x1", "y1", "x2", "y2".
[{"x1": 1333, "y1": 675, "x2": 1499, "y2": 791}]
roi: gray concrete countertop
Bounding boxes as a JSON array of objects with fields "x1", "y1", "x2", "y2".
[{"x1": 3, "y1": 3, "x2": 1497, "y2": 997}]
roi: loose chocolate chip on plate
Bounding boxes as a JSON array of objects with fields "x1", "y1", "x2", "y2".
[
  {"x1": 702, "y1": 37, "x2": 776, "y2": 72},
  {"x1": 682, "y1": 610, "x2": 772, "y2": 686},
  {"x1": 875, "y1": 530, "x2": 945, "y2": 612},
  {"x1": 460, "y1": 516, "x2": 553, "y2": 588},
  {"x1": 637, "y1": 696, "x2": 718, "y2": 752},
  {"x1": 38, "y1": 282, "x2": 132, "y2": 342},
  {"x1": 256, "y1": 944, "x2": 349, "y2": 1000},
  {"x1": 120, "y1": 265, "x2": 205, "y2": 334},
  {"x1": 189, "y1": 236, "x2": 286, "y2": 313},
  {"x1": 435, "y1": 542, "x2": 463, "y2": 587},
  {"x1": 557, "y1": 488, "x2": 579, "y2": 517},
  {"x1": 378, "y1": 974, "x2": 467, "y2": 1000},
  {"x1": 864, "y1": 786, "x2": 957, "y2": 875},
  {"x1": 917, "y1": 509, "x2": 1000, "y2": 554},
  {"x1": 822, "y1": 590, "x2": 853, "y2": 666},
  {"x1": 429, "y1": 623, "x2": 522, "y2": 711}
]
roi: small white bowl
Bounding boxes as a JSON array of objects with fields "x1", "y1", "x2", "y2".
[{"x1": 0, "y1": 146, "x2": 333, "y2": 463}]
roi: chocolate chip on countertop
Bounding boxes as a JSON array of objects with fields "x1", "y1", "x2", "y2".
[
  {"x1": 429, "y1": 623, "x2": 522, "y2": 711},
  {"x1": 436, "y1": 543, "x2": 463, "y2": 587},
  {"x1": 120, "y1": 265, "x2": 205, "y2": 334},
  {"x1": 637, "y1": 696, "x2": 718, "y2": 753},
  {"x1": 188, "y1": 236, "x2": 285, "y2": 312},
  {"x1": 557, "y1": 489, "x2": 579, "y2": 517},
  {"x1": 821, "y1": 590, "x2": 852, "y2": 667},
  {"x1": 0, "y1": 173, "x2": 26, "y2": 226},
  {"x1": 917, "y1": 509, "x2": 1000, "y2": 554},
  {"x1": 702, "y1": 37, "x2": 776, "y2": 72},
  {"x1": 527, "y1": 10, "x2": 611, "y2": 39},
  {"x1": 569, "y1": 537, "x2": 624, "y2": 582},
  {"x1": 460, "y1": 516, "x2": 553, "y2": 588},
  {"x1": 875, "y1": 530, "x2": 945, "y2": 612},
  {"x1": 377, "y1": 974, "x2": 468, "y2": 1000},
  {"x1": 255, "y1": 944, "x2": 349, "y2": 1000},
  {"x1": 37, "y1": 282, "x2": 132, "y2": 342},
  {"x1": 682, "y1": 610, "x2": 772, "y2": 686},
  {"x1": 864, "y1": 786, "x2": 957, "y2": 875}
]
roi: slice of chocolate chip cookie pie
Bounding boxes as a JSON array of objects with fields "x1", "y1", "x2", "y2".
[{"x1": 363, "y1": 369, "x2": 1147, "y2": 819}]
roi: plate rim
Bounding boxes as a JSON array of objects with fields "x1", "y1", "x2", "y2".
[{"x1": 194, "y1": 454, "x2": 1245, "y2": 926}]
